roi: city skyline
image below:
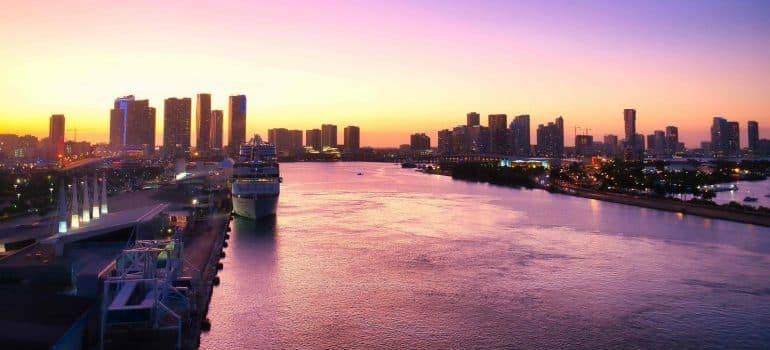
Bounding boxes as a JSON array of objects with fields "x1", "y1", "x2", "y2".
[{"x1": 2, "y1": 1, "x2": 769, "y2": 147}]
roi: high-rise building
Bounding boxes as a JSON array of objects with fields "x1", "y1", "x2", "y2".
[
  {"x1": 437, "y1": 129, "x2": 453, "y2": 154},
  {"x1": 488, "y1": 114, "x2": 507, "y2": 129},
  {"x1": 321, "y1": 124, "x2": 337, "y2": 148},
  {"x1": 163, "y1": 97, "x2": 191, "y2": 156},
  {"x1": 210, "y1": 110, "x2": 224, "y2": 150},
  {"x1": 452, "y1": 126, "x2": 469, "y2": 154},
  {"x1": 603, "y1": 134, "x2": 619, "y2": 156},
  {"x1": 306, "y1": 129, "x2": 322, "y2": 150},
  {"x1": 228, "y1": 95, "x2": 247, "y2": 153},
  {"x1": 468, "y1": 125, "x2": 490, "y2": 154},
  {"x1": 651, "y1": 130, "x2": 666, "y2": 157},
  {"x1": 510, "y1": 115, "x2": 530, "y2": 157},
  {"x1": 343, "y1": 126, "x2": 360, "y2": 152},
  {"x1": 268, "y1": 128, "x2": 291, "y2": 155},
  {"x1": 109, "y1": 95, "x2": 155, "y2": 153},
  {"x1": 536, "y1": 117, "x2": 564, "y2": 158},
  {"x1": 727, "y1": 121, "x2": 740, "y2": 155},
  {"x1": 410, "y1": 133, "x2": 430, "y2": 150},
  {"x1": 49, "y1": 114, "x2": 65, "y2": 159},
  {"x1": 574, "y1": 135, "x2": 594, "y2": 156},
  {"x1": 623, "y1": 109, "x2": 638, "y2": 160},
  {"x1": 488, "y1": 114, "x2": 508, "y2": 154},
  {"x1": 289, "y1": 130, "x2": 304, "y2": 155},
  {"x1": 748, "y1": 120, "x2": 759, "y2": 152},
  {"x1": 711, "y1": 117, "x2": 739, "y2": 156},
  {"x1": 665, "y1": 126, "x2": 679, "y2": 155},
  {"x1": 467, "y1": 112, "x2": 480, "y2": 127},
  {"x1": 196, "y1": 93, "x2": 212, "y2": 151}
]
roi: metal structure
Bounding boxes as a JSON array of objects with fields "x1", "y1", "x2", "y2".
[{"x1": 100, "y1": 223, "x2": 190, "y2": 350}]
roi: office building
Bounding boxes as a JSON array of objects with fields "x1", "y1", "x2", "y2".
[
  {"x1": 711, "y1": 117, "x2": 740, "y2": 156},
  {"x1": 665, "y1": 126, "x2": 679, "y2": 155},
  {"x1": 467, "y1": 112, "x2": 480, "y2": 127},
  {"x1": 536, "y1": 116, "x2": 564, "y2": 158},
  {"x1": 162, "y1": 97, "x2": 191, "y2": 156},
  {"x1": 289, "y1": 130, "x2": 304, "y2": 154},
  {"x1": 452, "y1": 126, "x2": 469, "y2": 154},
  {"x1": 650, "y1": 130, "x2": 665, "y2": 157},
  {"x1": 343, "y1": 126, "x2": 360, "y2": 152},
  {"x1": 488, "y1": 114, "x2": 508, "y2": 154},
  {"x1": 468, "y1": 125, "x2": 490, "y2": 154},
  {"x1": 109, "y1": 95, "x2": 155, "y2": 153},
  {"x1": 574, "y1": 135, "x2": 594, "y2": 156},
  {"x1": 306, "y1": 129, "x2": 322, "y2": 150},
  {"x1": 748, "y1": 121, "x2": 759, "y2": 152},
  {"x1": 49, "y1": 114, "x2": 65, "y2": 159},
  {"x1": 410, "y1": 133, "x2": 430, "y2": 150},
  {"x1": 321, "y1": 124, "x2": 337, "y2": 148},
  {"x1": 603, "y1": 134, "x2": 619, "y2": 156},
  {"x1": 228, "y1": 95, "x2": 247, "y2": 153},
  {"x1": 210, "y1": 110, "x2": 224, "y2": 150},
  {"x1": 623, "y1": 109, "x2": 639, "y2": 160},
  {"x1": 437, "y1": 129, "x2": 453, "y2": 154},
  {"x1": 196, "y1": 93, "x2": 212, "y2": 151},
  {"x1": 510, "y1": 115, "x2": 530, "y2": 157}
]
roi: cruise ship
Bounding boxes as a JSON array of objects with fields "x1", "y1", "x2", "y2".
[{"x1": 231, "y1": 136, "x2": 281, "y2": 220}]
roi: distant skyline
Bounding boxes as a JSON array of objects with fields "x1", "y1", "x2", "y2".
[{"x1": 1, "y1": 0, "x2": 769, "y2": 147}]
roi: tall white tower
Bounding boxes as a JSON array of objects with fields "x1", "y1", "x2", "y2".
[
  {"x1": 82, "y1": 176, "x2": 91, "y2": 223},
  {"x1": 70, "y1": 178, "x2": 79, "y2": 229},
  {"x1": 92, "y1": 176, "x2": 100, "y2": 219}
]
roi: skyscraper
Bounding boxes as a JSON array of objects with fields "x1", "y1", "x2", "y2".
[
  {"x1": 748, "y1": 121, "x2": 759, "y2": 152},
  {"x1": 574, "y1": 135, "x2": 594, "y2": 157},
  {"x1": 228, "y1": 95, "x2": 247, "y2": 153},
  {"x1": 109, "y1": 95, "x2": 155, "y2": 153},
  {"x1": 196, "y1": 93, "x2": 212, "y2": 151},
  {"x1": 410, "y1": 133, "x2": 430, "y2": 150},
  {"x1": 603, "y1": 134, "x2": 619, "y2": 156},
  {"x1": 163, "y1": 97, "x2": 191, "y2": 156},
  {"x1": 343, "y1": 126, "x2": 360, "y2": 151},
  {"x1": 488, "y1": 114, "x2": 508, "y2": 154},
  {"x1": 437, "y1": 129, "x2": 453, "y2": 154},
  {"x1": 321, "y1": 124, "x2": 337, "y2": 148},
  {"x1": 623, "y1": 109, "x2": 638, "y2": 160},
  {"x1": 210, "y1": 110, "x2": 224, "y2": 150},
  {"x1": 510, "y1": 115, "x2": 530, "y2": 157},
  {"x1": 467, "y1": 112, "x2": 480, "y2": 127},
  {"x1": 268, "y1": 128, "x2": 291, "y2": 155},
  {"x1": 665, "y1": 126, "x2": 679, "y2": 155},
  {"x1": 535, "y1": 116, "x2": 564, "y2": 158},
  {"x1": 306, "y1": 129, "x2": 322, "y2": 150},
  {"x1": 651, "y1": 130, "x2": 665, "y2": 157},
  {"x1": 711, "y1": 117, "x2": 740, "y2": 156},
  {"x1": 289, "y1": 130, "x2": 304, "y2": 155},
  {"x1": 488, "y1": 114, "x2": 507, "y2": 129},
  {"x1": 49, "y1": 114, "x2": 65, "y2": 159}
]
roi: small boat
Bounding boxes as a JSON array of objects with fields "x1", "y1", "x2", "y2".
[
  {"x1": 401, "y1": 162, "x2": 417, "y2": 169},
  {"x1": 356, "y1": 172, "x2": 364, "y2": 176},
  {"x1": 743, "y1": 196, "x2": 758, "y2": 202},
  {"x1": 765, "y1": 194, "x2": 770, "y2": 198}
]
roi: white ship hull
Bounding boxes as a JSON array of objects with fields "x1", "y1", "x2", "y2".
[{"x1": 232, "y1": 195, "x2": 279, "y2": 220}]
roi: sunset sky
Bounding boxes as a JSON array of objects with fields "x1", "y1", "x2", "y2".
[{"x1": 1, "y1": 0, "x2": 768, "y2": 147}]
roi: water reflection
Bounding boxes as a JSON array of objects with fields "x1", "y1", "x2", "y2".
[{"x1": 202, "y1": 162, "x2": 770, "y2": 349}]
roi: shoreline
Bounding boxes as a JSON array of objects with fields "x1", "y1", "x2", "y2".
[
  {"x1": 557, "y1": 187, "x2": 770, "y2": 227},
  {"x1": 419, "y1": 168, "x2": 770, "y2": 227}
]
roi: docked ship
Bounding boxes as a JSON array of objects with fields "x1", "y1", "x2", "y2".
[{"x1": 231, "y1": 136, "x2": 281, "y2": 220}]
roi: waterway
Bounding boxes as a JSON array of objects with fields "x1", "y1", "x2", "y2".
[
  {"x1": 202, "y1": 162, "x2": 770, "y2": 349},
  {"x1": 712, "y1": 179, "x2": 770, "y2": 208}
]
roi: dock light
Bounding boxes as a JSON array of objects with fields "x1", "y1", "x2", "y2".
[{"x1": 192, "y1": 199, "x2": 198, "y2": 206}]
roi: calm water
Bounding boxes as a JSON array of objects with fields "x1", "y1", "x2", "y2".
[
  {"x1": 201, "y1": 162, "x2": 770, "y2": 349},
  {"x1": 712, "y1": 179, "x2": 770, "y2": 208}
]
